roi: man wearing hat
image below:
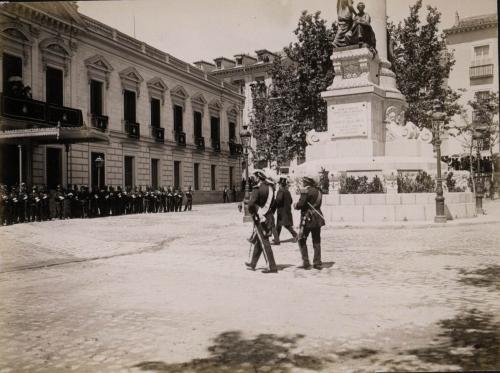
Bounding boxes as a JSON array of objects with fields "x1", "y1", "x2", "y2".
[
  {"x1": 275, "y1": 177, "x2": 298, "y2": 244},
  {"x1": 245, "y1": 169, "x2": 279, "y2": 273},
  {"x1": 295, "y1": 176, "x2": 325, "y2": 270}
]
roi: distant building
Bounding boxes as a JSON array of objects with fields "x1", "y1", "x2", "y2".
[
  {"x1": 195, "y1": 50, "x2": 301, "y2": 174},
  {"x1": 0, "y1": 2, "x2": 244, "y2": 201},
  {"x1": 443, "y1": 13, "x2": 499, "y2": 158}
]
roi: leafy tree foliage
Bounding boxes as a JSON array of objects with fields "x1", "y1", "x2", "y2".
[
  {"x1": 388, "y1": 0, "x2": 461, "y2": 129},
  {"x1": 248, "y1": 11, "x2": 336, "y2": 167}
]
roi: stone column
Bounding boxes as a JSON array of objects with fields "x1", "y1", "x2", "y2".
[{"x1": 370, "y1": 0, "x2": 388, "y2": 62}]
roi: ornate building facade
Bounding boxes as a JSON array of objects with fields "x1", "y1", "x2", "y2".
[{"x1": 0, "y1": 2, "x2": 243, "y2": 202}]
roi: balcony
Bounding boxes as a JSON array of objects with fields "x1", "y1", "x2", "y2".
[
  {"x1": 195, "y1": 136, "x2": 205, "y2": 150},
  {"x1": 1, "y1": 94, "x2": 83, "y2": 127},
  {"x1": 470, "y1": 60, "x2": 494, "y2": 79},
  {"x1": 229, "y1": 141, "x2": 243, "y2": 156},
  {"x1": 91, "y1": 114, "x2": 108, "y2": 132},
  {"x1": 175, "y1": 131, "x2": 186, "y2": 146},
  {"x1": 211, "y1": 138, "x2": 221, "y2": 153},
  {"x1": 151, "y1": 126, "x2": 164, "y2": 143},
  {"x1": 125, "y1": 121, "x2": 140, "y2": 139}
]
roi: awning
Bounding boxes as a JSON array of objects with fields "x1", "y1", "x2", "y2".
[{"x1": 0, "y1": 126, "x2": 109, "y2": 145}]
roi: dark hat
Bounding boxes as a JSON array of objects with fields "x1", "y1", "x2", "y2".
[
  {"x1": 252, "y1": 169, "x2": 267, "y2": 181},
  {"x1": 301, "y1": 177, "x2": 317, "y2": 187},
  {"x1": 279, "y1": 177, "x2": 288, "y2": 186}
]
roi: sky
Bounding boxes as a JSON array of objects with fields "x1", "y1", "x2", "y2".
[{"x1": 77, "y1": 0, "x2": 498, "y2": 64}]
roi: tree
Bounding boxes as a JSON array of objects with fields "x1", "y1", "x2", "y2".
[
  {"x1": 453, "y1": 92, "x2": 499, "y2": 193},
  {"x1": 388, "y1": 0, "x2": 461, "y2": 129},
  {"x1": 248, "y1": 11, "x2": 336, "y2": 167}
]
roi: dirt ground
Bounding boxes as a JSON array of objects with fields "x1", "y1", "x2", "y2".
[{"x1": 0, "y1": 201, "x2": 499, "y2": 372}]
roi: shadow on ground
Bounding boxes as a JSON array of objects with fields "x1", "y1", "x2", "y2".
[
  {"x1": 133, "y1": 331, "x2": 327, "y2": 372},
  {"x1": 458, "y1": 265, "x2": 500, "y2": 291},
  {"x1": 404, "y1": 308, "x2": 500, "y2": 370}
]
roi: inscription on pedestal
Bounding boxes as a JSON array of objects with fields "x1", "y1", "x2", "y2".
[{"x1": 329, "y1": 103, "x2": 368, "y2": 138}]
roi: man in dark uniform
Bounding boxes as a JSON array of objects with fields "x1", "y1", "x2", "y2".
[
  {"x1": 184, "y1": 185, "x2": 193, "y2": 211},
  {"x1": 40, "y1": 185, "x2": 50, "y2": 221},
  {"x1": 18, "y1": 183, "x2": 28, "y2": 223},
  {"x1": 78, "y1": 185, "x2": 89, "y2": 218},
  {"x1": 275, "y1": 177, "x2": 298, "y2": 244},
  {"x1": 54, "y1": 185, "x2": 65, "y2": 220},
  {"x1": 294, "y1": 177, "x2": 325, "y2": 270},
  {"x1": 245, "y1": 170, "x2": 278, "y2": 274},
  {"x1": 0, "y1": 185, "x2": 10, "y2": 225},
  {"x1": 166, "y1": 186, "x2": 174, "y2": 212}
]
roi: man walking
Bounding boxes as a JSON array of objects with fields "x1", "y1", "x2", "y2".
[
  {"x1": 184, "y1": 185, "x2": 193, "y2": 211},
  {"x1": 245, "y1": 170, "x2": 278, "y2": 274},
  {"x1": 275, "y1": 177, "x2": 298, "y2": 244},
  {"x1": 223, "y1": 185, "x2": 229, "y2": 203},
  {"x1": 295, "y1": 177, "x2": 325, "y2": 270}
]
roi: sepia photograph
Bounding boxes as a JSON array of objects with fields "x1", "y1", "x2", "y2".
[{"x1": 0, "y1": 0, "x2": 498, "y2": 372}]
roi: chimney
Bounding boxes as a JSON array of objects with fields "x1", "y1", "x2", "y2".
[{"x1": 455, "y1": 12, "x2": 460, "y2": 26}]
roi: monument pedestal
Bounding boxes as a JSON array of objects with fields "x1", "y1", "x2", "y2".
[{"x1": 295, "y1": 46, "x2": 442, "y2": 178}]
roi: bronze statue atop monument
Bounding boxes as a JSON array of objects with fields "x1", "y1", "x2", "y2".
[{"x1": 333, "y1": 0, "x2": 377, "y2": 53}]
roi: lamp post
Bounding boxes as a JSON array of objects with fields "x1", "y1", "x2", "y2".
[
  {"x1": 95, "y1": 155, "x2": 104, "y2": 190},
  {"x1": 432, "y1": 108, "x2": 447, "y2": 223},
  {"x1": 240, "y1": 124, "x2": 253, "y2": 223},
  {"x1": 473, "y1": 130, "x2": 484, "y2": 214}
]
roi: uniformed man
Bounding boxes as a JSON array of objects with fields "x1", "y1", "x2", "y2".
[
  {"x1": 184, "y1": 185, "x2": 193, "y2": 211},
  {"x1": 0, "y1": 185, "x2": 9, "y2": 225},
  {"x1": 294, "y1": 177, "x2": 325, "y2": 270},
  {"x1": 54, "y1": 185, "x2": 65, "y2": 220},
  {"x1": 40, "y1": 185, "x2": 50, "y2": 221},
  {"x1": 245, "y1": 170, "x2": 279, "y2": 274},
  {"x1": 18, "y1": 183, "x2": 28, "y2": 223},
  {"x1": 166, "y1": 186, "x2": 174, "y2": 212},
  {"x1": 275, "y1": 177, "x2": 298, "y2": 244},
  {"x1": 78, "y1": 185, "x2": 89, "y2": 218}
]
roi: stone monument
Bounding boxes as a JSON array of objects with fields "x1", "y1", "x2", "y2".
[{"x1": 294, "y1": 0, "x2": 442, "y2": 180}]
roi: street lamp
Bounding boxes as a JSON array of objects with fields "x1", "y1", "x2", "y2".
[
  {"x1": 240, "y1": 124, "x2": 253, "y2": 223},
  {"x1": 432, "y1": 107, "x2": 447, "y2": 223},
  {"x1": 473, "y1": 129, "x2": 485, "y2": 214},
  {"x1": 95, "y1": 155, "x2": 104, "y2": 189}
]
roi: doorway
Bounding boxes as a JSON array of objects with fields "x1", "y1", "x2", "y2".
[{"x1": 46, "y1": 147, "x2": 62, "y2": 190}]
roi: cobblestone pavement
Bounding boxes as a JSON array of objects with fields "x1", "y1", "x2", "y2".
[{"x1": 0, "y1": 201, "x2": 499, "y2": 372}]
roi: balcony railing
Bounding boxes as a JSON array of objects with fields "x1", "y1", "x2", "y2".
[
  {"x1": 1, "y1": 94, "x2": 83, "y2": 127},
  {"x1": 151, "y1": 126, "x2": 164, "y2": 142},
  {"x1": 125, "y1": 120, "x2": 140, "y2": 139},
  {"x1": 91, "y1": 114, "x2": 108, "y2": 131},
  {"x1": 229, "y1": 141, "x2": 243, "y2": 156},
  {"x1": 211, "y1": 139, "x2": 221, "y2": 153},
  {"x1": 175, "y1": 131, "x2": 186, "y2": 146},
  {"x1": 195, "y1": 136, "x2": 205, "y2": 150},
  {"x1": 470, "y1": 62, "x2": 494, "y2": 79}
]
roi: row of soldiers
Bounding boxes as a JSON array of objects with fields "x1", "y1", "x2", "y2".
[{"x1": 0, "y1": 183, "x2": 193, "y2": 226}]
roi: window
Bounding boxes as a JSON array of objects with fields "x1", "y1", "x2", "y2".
[
  {"x1": 194, "y1": 163, "x2": 200, "y2": 190},
  {"x1": 2, "y1": 53, "x2": 22, "y2": 94},
  {"x1": 211, "y1": 165, "x2": 216, "y2": 190},
  {"x1": 211, "y1": 116, "x2": 220, "y2": 142},
  {"x1": 151, "y1": 98, "x2": 161, "y2": 127},
  {"x1": 174, "y1": 161, "x2": 181, "y2": 189},
  {"x1": 91, "y1": 152, "x2": 105, "y2": 189},
  {"x1": 46, "y1": 67, "x2": 63, "y2": 106},
  {"x1": 151, "y1": 159, "x2": 159, "y2": 189},
  {"x1": 46, "y1": 148, "x2": 62, "y2": 190},
  {"x1": 229, "y1": 166, "x2": 234, "y2": 189},
  {"x1": 124, "y1": 156, "x2": 134, "y2": 188},
  {"x1": 90, "y1": 80, "x2": 103, "y2": 116},
  {"x1": 194, "y1": 111, "x2": 203, "y2": 139},
  {"x1": 216, "y1": 61, "x2": 222, "y2": 69},
  {"x1": 229, "y1": 122, "x2": 236, "y2": 142},
  {"x1": 174, "y1": 105, "x2": 183, "y2": 132},
  {"x1": 236, "y1": 57, "x2": 243, "y2": 65},
  {"x1": 474, "y1": 45, "x2": 490, "y2": 60},
  {"x1": 123, "y1": 90, "x2": 136, "y2": 122}
]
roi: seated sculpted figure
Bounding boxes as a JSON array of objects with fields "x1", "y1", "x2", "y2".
[
  {"x1": 349, "y1": 2, "x2": 377, "y2": 53},
  {"x1": 333, "y1": 0, "x2": 356, "y2": 48}
]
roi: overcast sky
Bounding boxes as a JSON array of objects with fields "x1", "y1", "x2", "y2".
[{"x1": 77, "y1": 0, "x2": 498, "y2": 64}]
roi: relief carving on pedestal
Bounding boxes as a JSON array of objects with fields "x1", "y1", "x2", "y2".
[{"x1": 385, "y1": 106, "x2": 433, "y2": 143}]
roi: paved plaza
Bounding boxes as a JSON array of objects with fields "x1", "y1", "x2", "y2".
[{"x1": 0, "y1": 201, "x2": 499, "y2": 372}]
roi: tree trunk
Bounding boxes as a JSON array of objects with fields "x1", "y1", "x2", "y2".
[{"x1": 469, "y1": 142, "x2": 476, "y2": 194}]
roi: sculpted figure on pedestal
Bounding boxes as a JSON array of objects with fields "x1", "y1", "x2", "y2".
[{"x1": 333, "y1": 0, "x2": 377, "y2": 53}]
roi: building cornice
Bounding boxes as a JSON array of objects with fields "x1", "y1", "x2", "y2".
[
  {"x1": 444, "y1": 15, "x2": 498, "y2": 35},
  {"x1": 211, "y1": 62, "x2": 274, "y2": 78}
]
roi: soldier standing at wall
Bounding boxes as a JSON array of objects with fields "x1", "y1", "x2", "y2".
[
  {"x1": 294, "y1": 177, "x2": 325, "y2": 270},
  {"x1": 167, "y1": 186, "x2": 174, "y2": 212},
  {"x1": 184, "y1": 185, "x2": 193, "y2": 211},
  {"x1": 54, "y1": 185, "x2": 65, "y2": 220}
]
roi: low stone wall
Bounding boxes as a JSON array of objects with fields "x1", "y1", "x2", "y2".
[
  {"x1": 323, "y1": 192, "x2": 476, "y2": 223},
  {"x1": 193, "y1": 191, "x2": 243, "y2": 205}
]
